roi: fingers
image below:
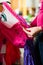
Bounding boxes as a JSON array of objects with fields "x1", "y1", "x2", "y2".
[
  {"x1": 23, "y1": 28, "x2": 31, "y2": 32},
  {"x1": 23, "y1": 27, "x2": 29, "y2": 34},
  {"x1": 23, "y1": 28, "x2": 33, "y2": 38}
]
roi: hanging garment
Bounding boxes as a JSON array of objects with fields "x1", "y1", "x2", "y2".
[
  {"x1": 0, "y1": 2, "x2": 29, "y2": 47},
  {"x1": 0, "y1": 2, "x2": 28, "y2": 65},
  {"x1": 0, "y1": 22, "x2": 21, "y2": 65},
  {"x1": 2, "y1": 2, "x2": 29, "y2": 28},
  {"x1": 24, "y1": 39, "x2": 35, "y2": 65},
  {"x1": 0, "y1": 22, "x2": 27, "y2": 47},
  {"x1": 0, "y1": 2, "x2": 30, "y2": 65}
]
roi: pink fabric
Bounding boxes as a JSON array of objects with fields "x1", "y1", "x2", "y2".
[
  {"x1": 37, "y1": 2, "x2": 43, "y2": 29},
  {"x1": 40, "y1": 2, "x2": 43, "y2": 10},
  {"x1": 0, "y1": 2, "x2": 28, "y2": 65},
  {"x1": 0, "y1": 2, "x2": 29, "y2": 47},
  {"x1": 37, "y1": 11, "x2": 43, "y2": 27},
  {"x1": 30, "y1": 16, "x2": 37, "y2": 27},
  {"x1": 2, "y1": 2, "x2": 21, "y2": 22},
  {"x1": 0, "y1": 22, "x2": 27, "y2": 47},
  {"x1": 40, "y1": 0, "x2": 43, "y2": 2},
  {"x1": 18, "y1": 16, "x2": 29, "y2": 28}
]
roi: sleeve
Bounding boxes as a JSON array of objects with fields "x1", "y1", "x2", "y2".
[
  {"x1": 37, "y1": 13, "x2": 43, "y2": 30},
  {"x1": 30, "y1": 16, "x2": 37, "y2": 27}
]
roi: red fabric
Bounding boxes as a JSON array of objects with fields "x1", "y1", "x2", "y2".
[
  {"x1": 0, "y1": 31, "x2": 20, "y2": 65},
  {"x1": 0, "y1": 54, "x2": 3, "y2": 62},
  {"x1": 0, "y1": 31, "x2": 6, "y2": 63},
  {"x1": 4, "y1": 41, "x2": 20, "y2": 65},
  {"x1": 0, "y1": 23, "x2": 20, "y2": 65}
]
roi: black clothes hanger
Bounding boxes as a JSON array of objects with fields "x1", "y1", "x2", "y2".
[{"x1": 0, "y1": 1, "x2": 11, "y2": 5}]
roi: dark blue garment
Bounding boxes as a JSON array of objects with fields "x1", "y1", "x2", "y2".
[
  {"x1": 24, "y1": 39, "x2": 35, "y2": 65},
  {"x1": 24, "y1": 31, "x2": 43, "y2": 65}
]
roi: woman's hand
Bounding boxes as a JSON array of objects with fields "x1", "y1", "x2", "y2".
[
  {"x1": 23, "y1": 26, "x2": 42, "y2": 37},
  {"x1": 23, "y1": 27, "x2": 33, "y2": 38}
]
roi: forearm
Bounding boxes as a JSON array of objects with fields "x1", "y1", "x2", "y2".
[{"x1": 36, "y1": 26, "x2": 42, "y2": 32}]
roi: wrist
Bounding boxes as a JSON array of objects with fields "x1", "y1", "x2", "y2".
[{"x1": 37, "y1": 26, "x2": 42, "y2": 31}]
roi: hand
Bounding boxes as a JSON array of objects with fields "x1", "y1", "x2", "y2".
[
  {"x1": 27, "y1": 27, "x2": 42, "y2": 36},
  {"x1": 26, "y1": 27, "x2": 38, "y2": 36},
  {"x1": 23, "y1": 27, "x2": 33, "y2": 38},
  {"x1": 23, "y1": 26, "x2": 42, "y2": 37}
]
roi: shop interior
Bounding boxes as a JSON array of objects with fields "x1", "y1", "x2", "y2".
[{"x1": 0, "y1": 0, "x2": 43, "y2": 65}]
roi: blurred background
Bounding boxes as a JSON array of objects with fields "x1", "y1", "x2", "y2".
[{"x1": 0, "y1": 0, "x2": 40, "y2": 22}]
